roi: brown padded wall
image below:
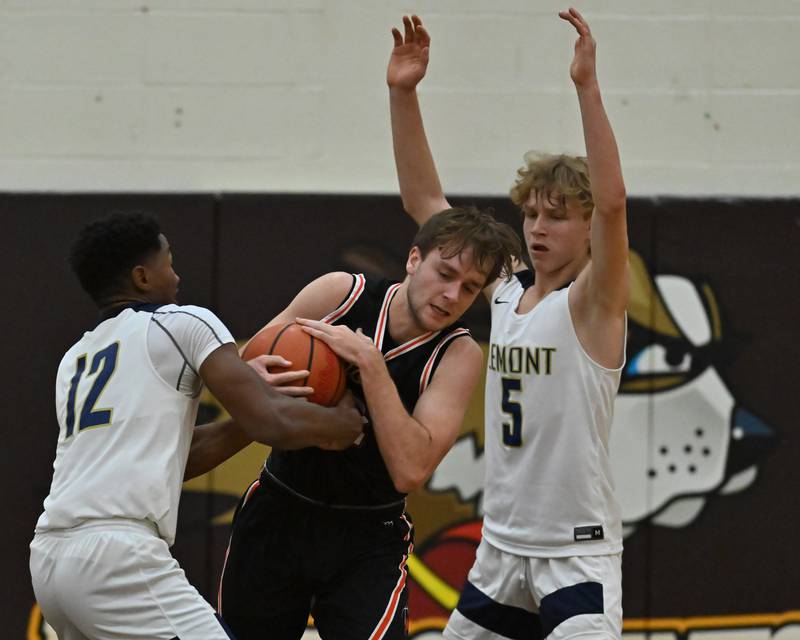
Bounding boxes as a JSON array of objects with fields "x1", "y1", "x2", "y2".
[{"x1": 3, "y1": 194, "x2": 798, "y2": 636}]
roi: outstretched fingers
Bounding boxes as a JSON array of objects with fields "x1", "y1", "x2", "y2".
[
  {"x1": 295, "y1": 317, "x2": 330, "y2": 340},
  {"x1": 268, "y1": 369, "x2": 311, "y2": 386},
  {"x1": 387, "y1": 16, "x2": 431, "y2": 91},
  {"x1": 391, "y1": 27, "x2": 403, "y2": 47},
  {"x1": 559, "y1": 6, "x2": 591, "y2": 36},
  {"x1": 417, "y1": 26, "x2": 431, "y2": 51},
  {"x1": 391, "y1": 14, "x2": 429, "y2": 48},
  {"x1": 411, "y1": 15, "x2": 431, "y2": 48},
  {"x1": 403, "y1": 15, "x2": 414, "y2": 43}
]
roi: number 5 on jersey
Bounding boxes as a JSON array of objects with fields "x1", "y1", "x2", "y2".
[
  {"x1": 65, "y1": 342, "x2": 120, "y2": 438},
  {"x1": 501, "y1": 377, "x2": 523, "y2": 447}
]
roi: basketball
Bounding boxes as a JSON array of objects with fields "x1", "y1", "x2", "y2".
[{"x1": 241, "y1": 322, "x2": 347, "y2": 407}]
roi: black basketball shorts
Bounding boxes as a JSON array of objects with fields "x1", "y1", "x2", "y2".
[{"x1": 218, "y1": 478, "x2": 413, "y2": 640}]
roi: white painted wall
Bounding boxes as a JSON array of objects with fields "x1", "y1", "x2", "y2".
[{"x1": 0, "y1": 0, "x2": 797, "y2": 196}]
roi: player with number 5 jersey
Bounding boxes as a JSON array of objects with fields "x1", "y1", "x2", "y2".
[
  {"x1": 484, "y1": 271, "x2": 622, "y2": 556},
  {"x1": 388, "y1": 8, "x2": 628, "y2": 639}
]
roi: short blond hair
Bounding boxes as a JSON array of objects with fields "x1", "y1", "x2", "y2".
[{"x1": 510, "y1": 152, "x2": 594, "y2": 218}]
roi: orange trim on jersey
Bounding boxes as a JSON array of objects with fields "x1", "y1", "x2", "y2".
[
  {"x1": 401, "y1": 513, "x2": 413, "y2": 541},
  {"x1": 374, "y1": 282, "x2": 441, "y2": 361},
  {"x1": 373, "y1": 283, "x2": 402, "y2": 351},
  {"x1": 217, "y1": 479, "x2": 260, "y2": 613},
  {"x1": 368, "y1": 529, "x2": 413, "y2": 640},
  {"x1": 322, "y1": 274, "x2": 366, "y2": 325},
  {"x1": 384, "y1": 330, "x2": 440, "y2": 362},
  {"x1": 418, "y1": 327, "x2": 471, "y2": 394}
]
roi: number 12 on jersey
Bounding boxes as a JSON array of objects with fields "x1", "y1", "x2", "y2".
[
  {"x1": 65, "y1": 342, "x2": 120, "y2": 438},
  {"x1": 501, "y1": 377, "x2": 523, "y2": 447}
]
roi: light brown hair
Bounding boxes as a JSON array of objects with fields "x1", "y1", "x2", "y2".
[
  {"x1": 412, "y1": 206, "x2": 522, "y2": 285},
  {"x1": 510, "y1": 152, "x2": 594, "y2": 218}
]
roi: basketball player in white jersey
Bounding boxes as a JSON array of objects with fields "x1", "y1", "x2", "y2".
[
  {"x1": 387, "y1": 8, "x2": 628, "y2": 639},
  {"x1": 30, "y1": 212, "x2": 364, "y2": 640}
]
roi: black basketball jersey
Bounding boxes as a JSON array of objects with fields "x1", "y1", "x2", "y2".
[{"x1": 264, "y1": 273, "x2": 471, "y2": 508}]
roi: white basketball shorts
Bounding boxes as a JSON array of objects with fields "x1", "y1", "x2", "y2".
[
  {"x1": 444, "y1": 538, "x2": 622, "y2": 640},
  {"x1": 30, "y1": 519, "x2": 233, "y2": 640}
]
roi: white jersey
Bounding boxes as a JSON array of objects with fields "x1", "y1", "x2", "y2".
[
  {"x1": 35, "y1": 303, "x2": 234, "y2": 546},
  {"x1": 482, "y1": 273, "x2": 624, "y2": 557}
]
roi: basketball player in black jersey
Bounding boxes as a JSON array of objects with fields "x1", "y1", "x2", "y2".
[{"x1": 218, "y1": 207, "x2": 520, "y2": 639}]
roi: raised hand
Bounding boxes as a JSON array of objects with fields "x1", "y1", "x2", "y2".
[
  {"x1": 559, "y1": 7, "x2": 597, "y2": 88},
  {"x1": 387, "y1": 15, "x2": 431, "y2": 91},
  {"x1": 244, "y1": 354, "x2": 314, "y2": 398}
]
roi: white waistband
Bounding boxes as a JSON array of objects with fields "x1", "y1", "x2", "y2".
[{"x1": 34, "y1": 517, "x2": 159, "y2": 538}]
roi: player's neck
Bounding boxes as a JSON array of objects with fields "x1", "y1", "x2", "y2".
[
  {"x1": 98, "y1": 292, "x2": 154, "y2": 316},
  {"x1": 532, "y1": 255, "x2": 589, "y2": 296},
  {"x1": 387, "y1": 283, "x2": 429, "y2": 344}
]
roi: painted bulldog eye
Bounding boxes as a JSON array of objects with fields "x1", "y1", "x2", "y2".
[
  {"x1": 626, "y1": 343, "x2": 692, "y2": 376},
  {"x1": 665, "y1": 345, "x2": 690, "y2": 367}
]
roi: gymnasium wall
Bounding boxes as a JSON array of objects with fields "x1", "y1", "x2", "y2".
[
  {"x1": 2, "y1": 1, "x2": 799, "y2": 639},
  {"x1": 4, "y1": 194, "x2": 799, "y2": 639},
  {"x1": 0, "y1": 1, "x2": 797, "y2": 196}
]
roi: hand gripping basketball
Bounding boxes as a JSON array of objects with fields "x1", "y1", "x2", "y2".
[{"x1": 242, "y1": 322, "x2": 348, "y2": 407}]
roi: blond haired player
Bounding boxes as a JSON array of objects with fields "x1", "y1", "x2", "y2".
[{"x1": 387, "y1": 8, "x2": 628, "y2": 639}]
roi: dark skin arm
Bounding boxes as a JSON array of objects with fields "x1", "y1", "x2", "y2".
[
  {"x1": 184, "y1": 419, "x2": 251, "y2": 481},
  {"x1": 184, "y1": 352, "x2": 326, "y2": 480},
  {"x1": 196, "y1": 344, "x2": 363, "y2": 454}
]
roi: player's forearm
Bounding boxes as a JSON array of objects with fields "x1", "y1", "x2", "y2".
[
  {"x1": 389, "y1": 87, "x2": 449, "y2": 224},
  {"x1": 184, "y1": 419, "x2": 252, "y2": 480},
  {"x1": 205, "y1": 345, "x2": 357, "y2": 451},
  {"x1": 576, "y1": 81, "x2": 626, "y2": 217},
  {"x1": 243, "y1": 395, "x2": 355, "y2": 451},
  {"x1": 184, "y1": 404, "x2": 344, "y2": 480},
  {"x1": 357, "y1": 353, "x2": 436, "y2": 493}
]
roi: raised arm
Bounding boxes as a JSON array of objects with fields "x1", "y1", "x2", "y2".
[
  {"x1": 561, "y1": 8, "x2": 628, "y2": 369},
  {"x1": 562, "y1": 8, "x2": 629, "y2": 316},
  {"x1": 388, "y1": 15, "x2": 451, "y2": 224}
]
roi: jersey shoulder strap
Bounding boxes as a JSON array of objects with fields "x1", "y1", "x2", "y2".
[
  {"x1": 418, "y1": 325, "x2": 472, "y2": 395},
  {"x1": 322, "y1": 273, "x2": 367, "y2": 324}
]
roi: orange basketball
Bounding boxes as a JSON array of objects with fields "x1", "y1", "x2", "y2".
[{"x1": 241, "y1": 322, "x2": 347, "y2": 407}]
